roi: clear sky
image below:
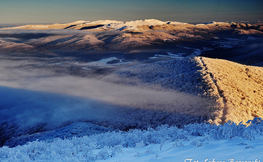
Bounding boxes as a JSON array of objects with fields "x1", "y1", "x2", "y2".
[{"x1": 0, "y1": 0, "x2": 263, "y2": 24}]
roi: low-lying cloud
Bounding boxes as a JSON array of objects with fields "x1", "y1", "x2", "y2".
[
  {"x1": 0, "y1": 53, "x2": 219, "y2": 147},
  {"x1": 0, "y1": 55, "x2": 217, "y2": 125}
]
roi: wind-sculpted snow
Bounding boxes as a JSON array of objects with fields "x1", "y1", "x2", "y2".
[{"x1": 0, "y1": 118, "x2": 262, "y2": 161}]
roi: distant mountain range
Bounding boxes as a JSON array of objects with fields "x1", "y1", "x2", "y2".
[
  {"x1": 2, "y1": 19, "x2": 263, "y2": 32},
  {"x1": 0, "y1": 20, "x2": 263, "y2": 151},
  {"x1": 1, "y1": 19, "x2": 263, "y2": 65}
]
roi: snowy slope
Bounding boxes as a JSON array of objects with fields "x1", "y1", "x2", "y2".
[
  {"x1": 105, "y1": 57, "x2": 263, "y2": 125},
  {"x1": 1, "y1": 119, "x2": 262, "y2": 161},
  {"x1": 1, "y1": 19, "x2": 263, "y2": 161}
]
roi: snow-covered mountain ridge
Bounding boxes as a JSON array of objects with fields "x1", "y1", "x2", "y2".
[
  {"x1": 1, "y1": 19, "x2": 262, "y2": 55},
  {"x1": 2, "y1": 19, "x2": 187, "y2": 30},
  {"x1": 1, "y1": 19, "x2": 263, "y2": 161},
  {"x1": 3, "y1": 19, "x2": 262, "y2": 32}
]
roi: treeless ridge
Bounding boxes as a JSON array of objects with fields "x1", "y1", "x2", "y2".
[{"x1": 198, "y1": 57, "x2": 263, "y2": 125}]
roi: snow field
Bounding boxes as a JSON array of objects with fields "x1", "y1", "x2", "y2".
[{"x1": 1, "y1": 118, "x2": 262, "y2": 161}]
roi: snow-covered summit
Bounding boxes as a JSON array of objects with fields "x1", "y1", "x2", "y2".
[
  {"x1": 2, "y1": 19, "x2": 187, "y2": 31},
  {"x1": 195, "y1": 21, "x2": 231, "y2": 27},
  {"x1": 2, "y1": 19, "x2": 262, "y2": 33}
]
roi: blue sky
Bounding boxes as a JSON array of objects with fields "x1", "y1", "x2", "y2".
[{"x1": 0, "y1": 0, "x2": 262, "y2": 24}]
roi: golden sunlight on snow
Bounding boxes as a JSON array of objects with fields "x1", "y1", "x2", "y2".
[{"x1": 198, "y1": 57, "x2": 263, "y2": 125}]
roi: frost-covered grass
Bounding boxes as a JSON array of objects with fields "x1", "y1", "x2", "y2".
[{"x1": 1, "y1": 118, "x2": 262, "y2": 161}]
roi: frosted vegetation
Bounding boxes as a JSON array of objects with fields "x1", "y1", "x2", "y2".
[
  {"x1": 1, "y1": 20, "x2": 263, "y2": 161},
  {"x1": 0, "y1": 118, "x2": 262, "y2": 161}
]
